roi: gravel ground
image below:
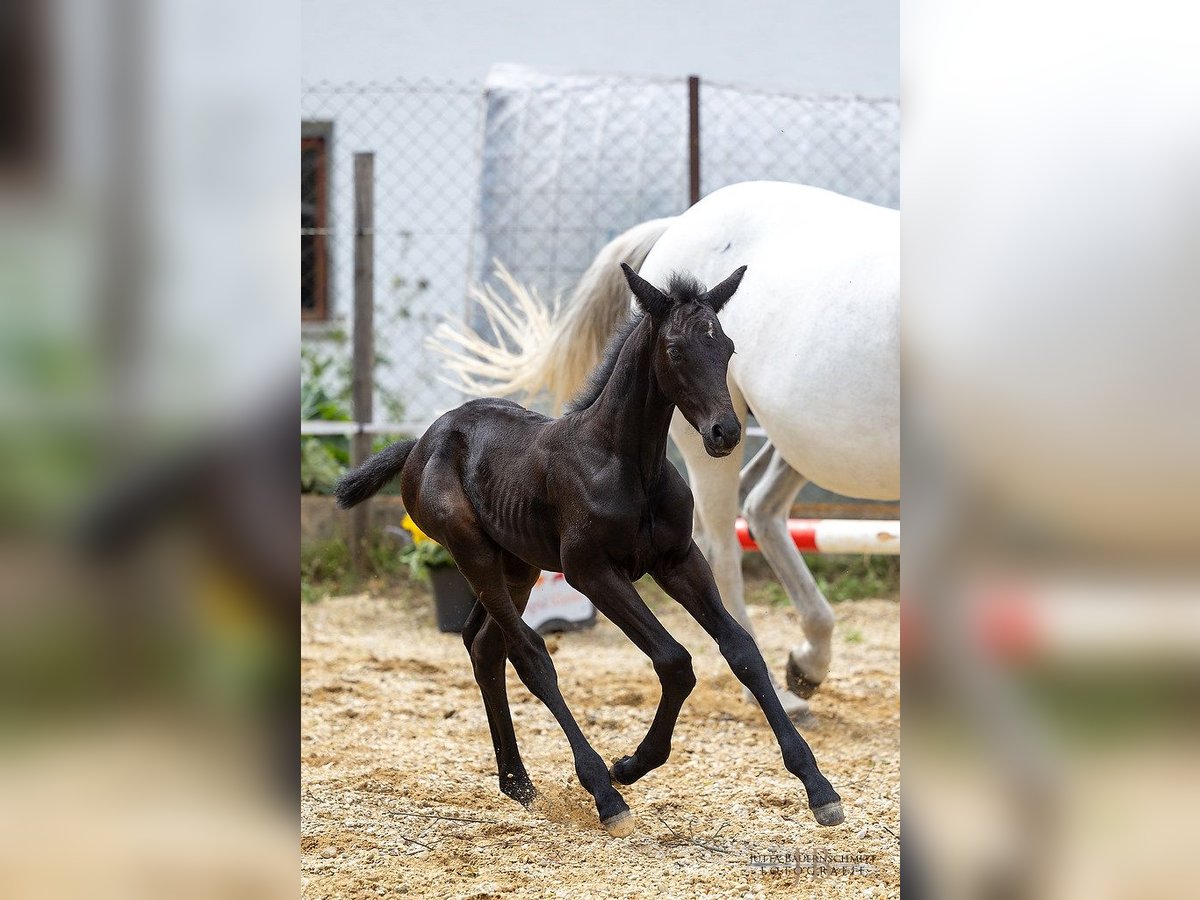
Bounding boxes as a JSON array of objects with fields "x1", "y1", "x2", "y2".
[{"x1": 301, "y1": 579, "x2": 900, "y2": 899}]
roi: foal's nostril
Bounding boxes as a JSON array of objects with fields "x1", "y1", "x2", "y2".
[{"x1": 708, "y1": 420, "x2": 740, "y2": 451}]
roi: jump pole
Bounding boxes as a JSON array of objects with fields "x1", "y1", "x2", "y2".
[{"x1": 735, "y1": 518, "x2": 900, "y2": 555}]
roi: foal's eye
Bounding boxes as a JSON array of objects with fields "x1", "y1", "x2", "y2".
[{"x1": 667, "y1": 347, "x2": 682, "y2": 361}]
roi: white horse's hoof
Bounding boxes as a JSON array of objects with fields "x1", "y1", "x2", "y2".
[
  {"x1": 778, "y1": 687, "x2": 812, "y2": 722},
  {"x1": 742, "y1": 684, "x2": 812, "y2": 722},
  {"x1": 811, "y1": 801, "x2": 844, "y2": 826},
  {"x1": 786, "y1": 648, "x2": 825, "y2": 699},
  {"x1": 602, "y1": 809, "x2": 636, "y2": 838}
]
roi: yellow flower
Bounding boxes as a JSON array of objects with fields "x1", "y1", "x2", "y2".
[{"x1": 400, "y1": 513, "x2": 431, "y2": 545}]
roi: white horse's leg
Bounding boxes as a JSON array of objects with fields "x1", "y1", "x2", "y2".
[
  {"x1": 691, "y1": 506, "x2": 709, "y2": 560},
  {"x1": 737, "y1": 440, "x2": 775, "y2": 508},
  {"x1": 671, "y1": 418, "x2": 746, "y2": 630},
  {"x1": 671, "y1": 415, "x2": 810, "y2": 720},
  {"x1": 741, "y1": 446, "x2": 835, "y2": 698}
]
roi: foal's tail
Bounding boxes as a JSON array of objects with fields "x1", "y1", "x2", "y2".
[
  {"x1": 427, "y1": 217, "x2": 675, "y2": 412},
  {"x1": 334, "y1": 439, "x2": 417, "y2": 509}
]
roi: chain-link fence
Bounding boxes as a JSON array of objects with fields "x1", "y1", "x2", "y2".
[
  {"x1": 301, "y1": 70, "x2": 898, "y2": 432},
  {"x1": 301, "y1": 80, "x2": 484, "y2": 430},
  {"x1": 701, "y1": 83, "x2": 899, "y2": 205}
]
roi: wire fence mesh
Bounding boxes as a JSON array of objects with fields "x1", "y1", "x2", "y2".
[
  {"x1": 301, "y1": 80, "x2": 484, "y2": 430},
  {"x1": 301, "y1": 72, "x2": 898, "y2": 433},
  {"x1": 701, "y1": 82, "x2": 899, "y2": 206}
]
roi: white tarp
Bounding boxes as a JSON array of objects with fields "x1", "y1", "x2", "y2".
[{"x1": 473, "y1": 64, "x2": 899, "y2": 302}]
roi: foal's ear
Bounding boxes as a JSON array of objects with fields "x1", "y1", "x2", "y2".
[
  {"x1": 701, "y1": 265, "x2": 747, "y2": 313},
  {"x1": 620, "y1": 263, "x2": 671, "y2": 319}
]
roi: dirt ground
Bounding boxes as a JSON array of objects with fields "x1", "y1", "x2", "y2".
[{"x1": 301, "y1": 579, "x2": 899, "y2": 899}]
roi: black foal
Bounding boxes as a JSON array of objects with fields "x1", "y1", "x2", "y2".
[{"x1": 336, "y1": 263, "x2": 843, "y2": 836}]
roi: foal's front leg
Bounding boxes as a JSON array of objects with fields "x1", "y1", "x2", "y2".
[
  {"x1": 653, "y1": 543, "x2": 845, "y2": 826},
  {"x1": 564, "y1": 565, "x2": 696, "y2": 785}
]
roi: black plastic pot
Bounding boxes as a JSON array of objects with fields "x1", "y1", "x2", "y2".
[{"x1": 428, "y1": 565, "x2": 477, "y2": 633}]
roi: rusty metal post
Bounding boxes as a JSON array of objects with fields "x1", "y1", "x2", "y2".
[{"x1": 688, "y1": 75, "x2": 701, "y2": 206}]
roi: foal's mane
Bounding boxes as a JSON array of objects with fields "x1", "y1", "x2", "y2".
[
  {"x1": 564, "y1": 314, "x2": 644, "y2": 413},
  {"x1": 562, "y1": 271, "x2": 708, "y2": 414},
  {"x1": 663, "y1": 271, "x2": 706, "y2": 305}
]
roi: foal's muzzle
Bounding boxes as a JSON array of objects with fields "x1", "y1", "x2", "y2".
[{"x1": 703, "y1": 416, "x2": 742, "y2": 458}]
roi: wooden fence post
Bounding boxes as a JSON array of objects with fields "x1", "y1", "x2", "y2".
[{"x1": 350, "y1": 152, "x2": 375, "y2": 577}]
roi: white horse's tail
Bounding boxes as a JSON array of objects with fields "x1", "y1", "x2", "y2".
[{"x1": 427, "y1": 217, "x2": 675, "y2": 412}]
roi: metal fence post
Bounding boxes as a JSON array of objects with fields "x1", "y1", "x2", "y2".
[
  {"x1": 350, "y1": 152, "x2": 375, "y2": 577},
  {"x1": 688, "y1": 75, "x2": 701, "y2": 206}
]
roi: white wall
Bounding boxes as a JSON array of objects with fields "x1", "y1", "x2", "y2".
[{"x1": 302, "y1": 0, "x2": 898, "y2": 96}]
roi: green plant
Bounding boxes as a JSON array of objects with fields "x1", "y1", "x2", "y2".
[
  {"x1": 398, "y1": 538, "x2": 457, "y2": 581},
  {"x1": 300, "y1": 344, "x2": 351, "y2": 494},
  {"x1": 300, "y1": 531, "x2": 413, "y2": 599},
  {"x1": 300, "y1": 437, "x2": 346, "y2": 494},
  {"x1": 743, "y1": 553, "x2": 899, "y2": 606},
  {"x1": 394, "y1": 514, "x2": 457, "y2": 580},
  {"x1": 806, "y1": 554, "x2": 899, "y2": 602},
  {"x1": 301, "y1": 579, "x2": 326, "y2": 605},
  {"x1": 300, "y1": 328, "x2": 411, "y2": 495},
  {"x1": 300, "y1": 537, "x2": 351, "y2": 588}
]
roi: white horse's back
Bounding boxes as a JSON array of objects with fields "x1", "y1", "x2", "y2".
[{"x1": 639, "y1": 182, "x2": 899, "y2": 499}]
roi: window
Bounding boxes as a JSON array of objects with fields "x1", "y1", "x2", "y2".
[
  {"x1": 301, "y1": 124, "x2": 331, "y2": 320},
  {"x1": 0, "y1": 1, "x2": 51, "y2": 186}
]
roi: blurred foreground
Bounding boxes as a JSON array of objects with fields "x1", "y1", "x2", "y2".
[
  {"x1": 905, "y1": 2, "x2": 1200, "y2": 898},
  {"x1": 1, "y1": 2, "x2": 296, "y2": 899}
]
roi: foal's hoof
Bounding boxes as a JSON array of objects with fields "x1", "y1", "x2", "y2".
[
  {"x1": 500, "y1": 776, "x2": 537, "y2": 808},
  {"x1": 513, "y1": 788, "x2": 538, "y2": 809},
  {"x1": 601, "y1": 809, "x2": 636, "y2": 838},
  {"x1": 811, "y1": 801, "x2": 845, "y2": 827},
  {"x1": 609, "y1": 755, "x2": 638, "y2": 786},
  {"x1": 786, "y1": 653, "x2": 823, "y2": 700}
]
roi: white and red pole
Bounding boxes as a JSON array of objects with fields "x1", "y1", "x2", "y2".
[{"x1": 734, "y1": 518, "x2": 900, "y2": 555}]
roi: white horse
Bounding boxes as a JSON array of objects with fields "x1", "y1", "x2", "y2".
[{"x1": 432, "y1": 181, "x2": 899, "y2": 717}]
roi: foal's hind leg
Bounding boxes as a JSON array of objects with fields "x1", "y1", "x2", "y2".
[
  {"x1": 460, "y1": 601, "x2": 508, "y2": 782},
  {"x1": 741, "y1": 446, "x2": 835, "y2": 699},
  {"x1": 448, "y1": 533, "x2": 634, "y2": 836},
  {"x1": 653, "y1": 542, "x2": 843, "y2": 826},
  {"x1": 463, "y1": 567, "x2": 540, "y2": 806}
]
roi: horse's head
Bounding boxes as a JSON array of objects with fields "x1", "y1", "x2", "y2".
[{"x1": 621, "y1": 263, "x2": 747, "y2": 458}]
